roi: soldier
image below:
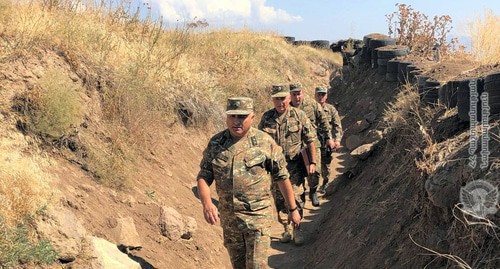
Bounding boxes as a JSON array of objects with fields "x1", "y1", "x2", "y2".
[
  {"x1": 314, "y1": 86, "x2": 343, "y2": 193},
  {"x1": 258, "y1": 85, "x2": 317, "y2": 246},
  {"x1": 289, "y1": 83, "x2": 334, "y2": 206},
  {"x1": 197, "y1": 97, "x2": 301, "y2": 269}
]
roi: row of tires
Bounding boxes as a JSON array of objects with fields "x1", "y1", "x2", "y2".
[
  {"x1": 284, "y1": 36, "x2": 330, "y2": 49},
  {"x1": 415, "y1": 70, "x2": 500, "y2": 121}
]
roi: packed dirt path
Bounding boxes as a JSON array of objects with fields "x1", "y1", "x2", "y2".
[{"x1": 267, "y1": 151, "x2": 344, "y2": 268}]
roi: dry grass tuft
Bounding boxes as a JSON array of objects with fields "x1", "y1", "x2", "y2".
[
  {"x1": 467, "y1": 10, "x2": 500, "y2": 65},
  {"x1": 0, "y1": 152, "x2": 53, "y2": 227},
  {"x1": 382, "y1": 84, "x2": 438, "y2": 176}
]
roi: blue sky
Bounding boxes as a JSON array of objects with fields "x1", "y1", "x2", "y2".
[{"x1": 145, "y1": 0, "x2": 498, "y2": 44}]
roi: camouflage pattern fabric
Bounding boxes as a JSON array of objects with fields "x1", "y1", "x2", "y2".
[
  {"x1": 292, "y1": 97, "x2": 331, "y2": 190},
  {"x1": 322, "y1": 103, "x2": 343, "y2": 147},
  {"x1": 197, "y1": 127, "x2": 289, "y2": 268},
  {"x1": 258, "y1": 107, "x2": 315, "y2": 228}
]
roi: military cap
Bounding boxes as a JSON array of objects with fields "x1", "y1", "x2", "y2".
[
  {"x1": 289, "y1": 83, "x2": 302, "y2": 92},
  {"x1": 271, "y1": 85, "x2": 290, "y2": 98},
  {"x1": 225, "y1": 97, "x2": 254, "y2": 115},
  {"x1": 315, "y1": 86, "x2": 328, "y2": 93}
]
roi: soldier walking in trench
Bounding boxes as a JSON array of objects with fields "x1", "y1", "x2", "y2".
[
  {"x1": 196, "y1": 97, "x2": 301, "y2": 268},
  {"x1": 258, "y1": 85, "x2": 317, "y2": 246},
  {"x1": 289, "y1": 83, "x2": 334, "y2": 206},
  {"x1": 314, "y1": 86, "x2": 343, "y2": 193}
]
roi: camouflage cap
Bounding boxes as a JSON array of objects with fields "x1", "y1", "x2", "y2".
[
  {"x1": 271, "y1": 85, "x2": 290, "y2": 98},
  {"x1": 315, "y1": 86, "x2": 328, "y2": 93},
  {"x1": 226, "y1": 97, "x2": 254, "y2": 115},
  {"x1": 289, "y1": 83, "x2": 302, "y2": 92}
]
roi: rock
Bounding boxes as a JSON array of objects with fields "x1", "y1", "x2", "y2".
[
  {"x1": 159, "y1": 206, "x2": 197, "y2": 240},
  {"x1": 364, "y1": 112, "x2": 377, "y2": 123},
  {"x1": 35, "y1": 205, "x2": 87, "y2": 262},
  {"x1": 181, "y1": 216, "x2": 197, "y2": 240},
  {"x1": 351, "y1": 143, "x2": 376, "y2": 160},
  {"x1": 90, "y1": 237, "x2": 141, "y2": 269},
  {"x1": 366, "y1": 130, "x2": 383, "y2": 143},
  {"x1": 425, "y1": 174, "x2": 460, "y2": 209},
  {"x1": 345, "y1": 135, "x2": 364, "y2": 151},
  {"x1": 348, "y1": 119, "x2": 370, "y2": 134},
  {"x1": 115, "y1": 217, "x2": 142, "y2": 250}
]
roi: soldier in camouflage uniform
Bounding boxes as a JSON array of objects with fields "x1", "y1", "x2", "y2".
[
  {"x1": 314, "y1": 86, "x2": 343, "y2": 193},
  {"x1": 258, "y1": 85, "x2": 317, "y2": 246},
  {"x1": 197, "y1": 97, "x2": 301, "y2": 269},
  {"x1": 289, "y1": 83, "x2": 334, "y2": 206}
]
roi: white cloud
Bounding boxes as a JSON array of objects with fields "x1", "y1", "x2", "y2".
[{"x1": 149, "y1": 0, "x2": 302, "y2": 25}]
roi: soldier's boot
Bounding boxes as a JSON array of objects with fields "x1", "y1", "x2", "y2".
[
  {"x1": 280, "y1": 224, "x2": 292, "y2": 243},
  {"x1": 293, "y1": 225, "x2": 304, "y2": 246},
  {"x1": 300, "y1": 192, "x2": 306, "y2": 208},
  {"x1": 319, "y1": 181, "x2": 329, "y2": 194},
  {"x1": 310, "y1": 188, "x2": 320, "y2": 207}
]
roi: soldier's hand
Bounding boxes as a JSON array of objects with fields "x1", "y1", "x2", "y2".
[
  {"x1": 326, "y1": 139, "x2": 335, "y2": 150},
  {"x1": 333, "y1": 140, "x2": 341, "y2": 150},
  {"x1": 308, "y1": 163, "x2": 316, "y2": 175},
  {"x1": 203, "y1": 202, "x2": 219, "y2": 225},
  {"x1": 288, "y1": 210, "x2": 301, "y2": 228}
]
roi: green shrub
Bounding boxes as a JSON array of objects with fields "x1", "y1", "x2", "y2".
[
  {"x1": 31, "y1": 69, "x2": 83, "y2": 138},
  {"x1": 0, "y1": 220, "x2": 58, "y2": 268}
]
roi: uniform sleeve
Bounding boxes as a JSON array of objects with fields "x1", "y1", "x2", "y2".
[
  {"x1": 315, "y1": 102, "x2": 332, "y2": 139},
  {"x1": 329, "y1": 105, "x2": 343, "y2": 141},
  {"x1": 197, "y1": 145, "x2": 214, "y2": 185},
  {"x1": 268, "y1": 140, "x2": 289, "y2": 182},
  {"x1": 300, "y1": 112, "x2": 317, "y2": 145},
  {"x1": 257, "y1": 113, "x2": 265, "y2": 130}
]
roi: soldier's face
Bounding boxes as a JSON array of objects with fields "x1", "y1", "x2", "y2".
[
  {"x1": 272, "y1": 95, "x2": 290, "y2": 114},
  {"x1": 226, "y1": 112, "x2": 254, "y2": 139},
  {"x1": 315, "y1": 92, "x2": 327, "y2": 105},
  {"x1": 290, "y1": 91, "x2": 303, "y2": 106}
]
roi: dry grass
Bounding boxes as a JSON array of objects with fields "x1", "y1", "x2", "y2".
[
  {"x1": 467, "y1": 10, "x2": 500, "y2": 65},
  {"x1": 0, "y1": 151, "x2": 53, "y2": 227},
  {"x1": 382, "y1": 84, "x2": 438, "y2": 176},
  {"x1": 1, "y1": 0, "x2": 341, "y2": 190}
]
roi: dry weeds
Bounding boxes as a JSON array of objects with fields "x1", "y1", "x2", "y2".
[{"x1": 467, "y1": 10, "x2": 500, "y2": 65}]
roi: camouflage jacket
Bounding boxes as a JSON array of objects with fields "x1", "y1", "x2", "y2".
[
  {"x1": 258, "y1": 107, "x2": 316, "y2": 161},
  {"x1": 197, "y1": 127, "x2": 289, "y2": 227},
  {"x1": 322, "y1": 103, "x2": 343, "y2": 147},
  {"x1": 293, "y1": 97, "x2": 331, "y2": 147}
]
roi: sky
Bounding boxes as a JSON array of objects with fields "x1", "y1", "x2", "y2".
[{"x1": 144, "y1": 0, "x2": 499, "y2": 44}]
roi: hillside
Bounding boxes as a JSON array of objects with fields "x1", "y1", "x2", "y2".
[{"x1": 1, "y1": 1, "x2": 500, "y2": 269}]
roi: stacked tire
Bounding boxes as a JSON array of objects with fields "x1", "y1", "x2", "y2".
[
  {"x1": 485, "y1": 72, "x2": 500, "y2": 114},
  {"x1": 293, "y1": 40, "x2": 311, "y2": 46},
  {"x1": 457, "y1": 78, "x2": 484, "y2": 121},
  {"x1": 397, "y1": 61, "x2": 412, "y2": 85},
  {"x1": 362, "y1": 33, "x2": 388, "y2": 64},
  {"x1": 311, "y1": 40, "x2": 330, "y2": 49},
  {"x1": 369, "y1": 38, "x2": 396, "y2": 69},
  {"x1": 421, "y1": 79, "x2": 442, "y2": 104},
  {"x1": 284, "y1": 36, "x2": 295, "y2": 44},
  {"x1": 443, "y1": 80, "x2": 461, "y2": 108},
  {"x1": 376, "y1": 45, "x2": 409, "y2": 75},
  {"x1": 406, "y1": 65, "x2": 422, "y2": 84},
  {"x1": 386, "y1": 60, "x2": 400, "y2": 82}
]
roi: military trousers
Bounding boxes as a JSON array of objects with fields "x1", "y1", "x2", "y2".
[
  {"x1": 306, "y1": 147, "x2": 322, "y2": 190},
  {"x1": 273, "y1": 159, "x2": 305, "y2": 231},
  {"x1": 223, "y1": 217, "x2": 271, "y2": 269},
  {"x1": 320, "y1": 148, "x2": 333, "y2": 186}
]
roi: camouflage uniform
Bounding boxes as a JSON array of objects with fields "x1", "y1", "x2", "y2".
[
  {"x1": 198, "y1": 127, "x2": 289, "y2": 269},
  {"x1": 290, "y1": 88, "x2": 331, "y2": 193},
  {"x1": 319, "y1": 99, "x2": 343, "y2": 187},
  {"x1": 258, "y1": 103, "x2": 316, "y2": 232}
]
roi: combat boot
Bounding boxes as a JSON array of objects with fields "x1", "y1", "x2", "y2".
[
  {"x1": 293, "y1": 225, "x2": 304, "y2": 246},
  {"x1": 300, "y1": 192, "x2": 306, "y2": 208},
  {"x1": 310, "y1": 188, "x2": 320, "y2": 207},
  {"x1": 280, "y1": 224, "x2": 292, "y2": 243}
]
